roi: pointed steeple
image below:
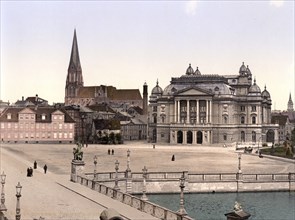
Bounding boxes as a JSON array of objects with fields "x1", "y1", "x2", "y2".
[
  {"x1": 65, "y1": 29, "x2": 84, "y2": 104},
  {"x1": 68, "y1": 29, "x2": 81, "y2": 70},
  {"x1": 287, "y1": 93, "x2": 294, "y2": 112}
]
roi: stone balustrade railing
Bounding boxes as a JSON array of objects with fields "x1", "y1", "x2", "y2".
[{"x1": 76, "y1": 175, "x2": 194, "y2": 220}]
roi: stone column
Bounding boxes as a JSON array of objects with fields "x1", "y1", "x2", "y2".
[
  {"x1": 174, "y1": 100, "x2": 177, "y2": 123},
  {"x1": 186, "y1": 100, "x2": 189, "y2": 124},
  {"x1": 210, "y1": 100, "x2": 212, "y2": 123},
  {"x1": 177, "y1": 101, "x2": 180, "y2": 123},
  {"x1": 206, "y1": 100, "x2": 209, "y2": 124},
  {"x1": 71, "y1": 160, "x2": 85, "y2": 182},
  {"x1": 196, "y1": 100, "x2": 199, "y2": 124}
]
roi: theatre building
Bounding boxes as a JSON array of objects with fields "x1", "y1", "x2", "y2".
[{"x1": 148, "y1": 63, "x2": 278, "y2": 145}]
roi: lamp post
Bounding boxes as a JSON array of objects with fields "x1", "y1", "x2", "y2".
[
  {"x1": 238, "y1": 153, "x2": 242, "y2": 174},
  {"x1": 93, "y1": 155, "x2": 97, "y2": 180},
  {"x1": 81, "y1": 114, "x2": 85, "y2": 147},
  {"x1": 177, "y1": 172, "x2": 187, "y2": 216},
  {"x1": 114, "y1": 160, "x2": 120, "y2": 191},
  {"x1": 141, "y1": 166, "x2": 148, "y2": 201},
  {"x1": 0, "y1": 171, "x2": 7, "y2": 212},
  {"x1": 15, "y1": 182, "x2": 22, "y2": 220},
  {"x1": 126, "y1": 149, "x2": 131, "y2": 178}
]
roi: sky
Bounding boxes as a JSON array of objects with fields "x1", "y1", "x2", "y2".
[{"x1": 0, "y1": 0, "x2": 294, "y2": 111}]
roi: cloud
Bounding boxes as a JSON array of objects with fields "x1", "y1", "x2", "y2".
[
  {"x1": 270, "y1": 0, "x2": 284, "y2": 7},
  {"x1": 185, "y1": 1, "x2": 198, "y2": 16}
]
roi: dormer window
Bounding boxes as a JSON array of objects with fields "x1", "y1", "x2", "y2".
[
  {"x1": 42, "y1": 114, "x2": 46, "y2": 120},
  {"x1": 7, "y1": 113, "x2": 11, "y2": 120}
]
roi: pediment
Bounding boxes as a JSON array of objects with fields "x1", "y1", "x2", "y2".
[
  {"x1": 176, "y1": 87, "x2": 213, "y2": 96},
  {"x1": 52, "y1": 110, "x2": 64, "y2": 115},
  {"x1": 19, "y1": 107, "x2": 35, "y2": 114}
]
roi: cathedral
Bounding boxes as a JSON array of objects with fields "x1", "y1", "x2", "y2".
[
  {"x1": 148, "y1": 63, "x2": 279, "y2": 145},
  {"x1": 65, "y1": 30, "x2": 145, "y2": 109}
]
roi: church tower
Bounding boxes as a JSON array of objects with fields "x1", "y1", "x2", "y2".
[
  {"x1": 65, "y1": 29, "x2": 84, "y2": 105},
  {"x1": 287, "y1": 93, "x2": 294, "y2": 112}
]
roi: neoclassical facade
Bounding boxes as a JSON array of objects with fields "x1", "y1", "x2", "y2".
[{"x1": 148, "y1": 63, "x2": 278, "y2": 145}]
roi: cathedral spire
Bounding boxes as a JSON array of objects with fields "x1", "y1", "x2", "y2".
[
  {"x1": 68, "y1": 29, "x2": 81, "y2": 70},
  {"x1": 287, "y1": 92, "x2": 294, "y2": 112},
  {"x1": 65, "y1": 29, "x2": 84, "y2": 104}
]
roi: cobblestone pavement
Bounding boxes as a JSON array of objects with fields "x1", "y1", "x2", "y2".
[{"x1": 1, "y1": 142, "x2": 294, "y2": 219}]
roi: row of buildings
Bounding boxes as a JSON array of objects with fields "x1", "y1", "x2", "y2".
[{"x1": 1, "y1": 30, "x2": 294, "y2": 145}]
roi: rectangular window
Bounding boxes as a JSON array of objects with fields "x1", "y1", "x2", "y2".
[
  {"x1": 59, "y1": 133, "x2": 62, "y2": 138},
  {"x1": 59, "y1": 123, "x2": 62, "y2": 129},
  {"x1": 240, "y1": 106, "x2": 245, "y2": 112},
  {"x1": 54, "y1": 133, "x2": 57, "y2": 139},
  {"x1": 7, "y1": 114, "x2": 11, "y2": 119},
  {"x1": 42, "y1": 115, "x2": 46, "y2": 120},
  {"x1": 69, "y1": 124, "x2": 73, "y2": 129},
  {"x1": 15, "y1": 124, "x2": 18, "y2": 129},
  {"x1": 8, "y1": 123, "x2": 11, "y2": 129},
  {"x1": 64, "y1": 133, "x2": 68, "y2": 139},
  {"x1": 69, "y1": 133, "x2": 73, "y2": 139},
  {"x1": 1, "y1": 123, "x2": 4, "y2": 129},
  {"x1": 251, "y1": 106, "x2": 256, "y2": 112}
]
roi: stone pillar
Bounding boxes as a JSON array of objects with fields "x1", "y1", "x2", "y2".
[
  {"x1": 196, "y1": 100, "x2": 199, "y2": 124},
  {"x1": 210, "y1": 100, "x2": 212, "y2": 123},
  {"x1": 206, "y1": 100, "x2": 209, "y2": 124},
  {"x1": 177, "y1": 101, "x2": 180, "y2": 123},
  {"x1": 186, "y1": 100, "x2": 189, "y2": 124},
  {"x1": 174, "y1": 101, "x2": 177, "y2": 123},
  {"x1": 71, "y1": 160, "x2": 85, "y2": 182}
]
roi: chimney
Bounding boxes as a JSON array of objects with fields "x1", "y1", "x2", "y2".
[
  {"x1": 35, "y1": 94, "x2": 38, "y2": 101},
  {"x1": 22, "y1": 96, "x2": 24, "y2": 101}
]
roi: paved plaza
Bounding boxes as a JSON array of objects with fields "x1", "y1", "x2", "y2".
[{"x1": 0, "y1": 142, "x2": 294, "y2": 219}]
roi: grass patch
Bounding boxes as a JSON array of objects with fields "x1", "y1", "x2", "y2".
[{"x1": 260, "y1": 146, "x2": 294, "y2": 159}]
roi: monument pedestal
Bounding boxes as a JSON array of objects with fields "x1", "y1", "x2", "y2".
[{"x1": 71, "y1": 160, "x2": 85, "y2": 182}]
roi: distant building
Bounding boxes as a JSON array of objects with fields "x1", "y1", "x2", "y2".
[
  {"x1": 148, "y1": 63, "x2": 279, "y2": 145},
  {"x1": 271, "y1": 93, "x2": 295, "y2": 143},
  {"x1": 64, "y1": 30, "x2": 147, "y2": 112},
  {"x1": 0, "y1": 106, "x2": 75, "y2": 143},
  {"x1": 13, "y1": 95, "x2": 48, "y2": 107}
]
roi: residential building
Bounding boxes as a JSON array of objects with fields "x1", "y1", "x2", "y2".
[{"x1": 0, "y1": 106, "x2": 75, "y2": 143}]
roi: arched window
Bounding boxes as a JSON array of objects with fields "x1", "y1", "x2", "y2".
[
  {"x1": 224, "y1": 116, "x2": 228, "y2": 124},
  {"x1": 252, "y1": 131, "x2": 256, "y2": 142},
  {"x1": 153, "y1": 115, "x2": 157, "y2": 123},
  {"x1": 241, "y1": 131, "x2": 245, "y2": 142},
  {"x1": 252, "y1": 116, "x2": 256, "y2": 124},
  {"x1": 241, "y1": 116, "x2": 245, "y2": 124}
]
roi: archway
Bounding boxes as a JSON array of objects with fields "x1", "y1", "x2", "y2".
[
  {"x1": 266, "y1": 130, "x2": 275, "y2": 143},
  {"x1": 197, "y1": 131, "x2": 203, "y2": 144},
  {"x1": 187, "y1": 131, "x2": 193, "y2": 144},
  {"x1": 177, "y1": 131, "x2": 183, "y2": 144}
]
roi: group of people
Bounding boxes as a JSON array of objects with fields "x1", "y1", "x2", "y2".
[
  {"x1": 27, "y1": 161, "x2": 48, "y2": 177},
  {"x1": 108, "y1": 149, "x2": 114, "y2": 155}
]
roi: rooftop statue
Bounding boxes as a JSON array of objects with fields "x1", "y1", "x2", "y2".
[{"x1": 233, "y1": 201, "x2": 242, "y2": 211}]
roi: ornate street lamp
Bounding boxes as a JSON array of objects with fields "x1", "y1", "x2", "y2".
[
  {"x1": 177, "y1": 172, "x2": 187, "y2": 216},
  {"x1": 238, "y1": 153, "x2": 242, "y2": 174},
  {"x1": 126, "y1": 149, "x2": 131, "y2": 178},
  {"x1": 93, "y1": 155, "x2": 97, "y2": 180},
  {"x1": 114, "y1": 160, "x2": 120, "y2": 191},
  {"x1": 15, "y1": 182, "x2": 22, "y2": 220},
  {"x1": 141, "y1": 166, "x2": 148, "y2": 201},
  {"x1": 0, "y1": 171, "x2": 7, "y2": 212}
]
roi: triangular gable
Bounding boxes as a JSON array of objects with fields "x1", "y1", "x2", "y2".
[
  {"x1": 175, "y1": 87, "x2": 213, "y2": 96},
  {"x1": 52, "y1": 110, "x2": 64, "y2": 115},
  {"x1": 18, "y1": 107, "x2": 36, "y2": 114}
]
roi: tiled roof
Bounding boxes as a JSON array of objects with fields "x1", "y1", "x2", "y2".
[
  {"x1": 77, "y1": 86, "x2": 142, "y2": 101},
  {"x1": 0, "y1": 107, "x2": 75, "y2": 123}
]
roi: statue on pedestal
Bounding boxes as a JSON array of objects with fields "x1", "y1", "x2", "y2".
[{"x1": 73, "y1": 142, "x2": 83, "y2": 161}]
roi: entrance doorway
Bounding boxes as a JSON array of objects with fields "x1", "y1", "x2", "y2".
[
  {"x1": 187, "y1": 131, "x2": 193, "y2": 144},
  {"x1": 197, "y1": 131, "x2": 203, "y2": 144},
  {"x1": 177, "y1": 131, "x2": 183, "y2": 144}
]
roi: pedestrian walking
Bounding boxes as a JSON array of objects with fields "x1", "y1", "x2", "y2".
[
  {"x1": 34, "y1": 160, "x2": 37, "y2": 169},
  {"x1": 29, "y1": 167, "x2": 33, "y2": 176},
  {"x1": 43, "y1": 164, "x2": 47, "y2": 174},
  {"x1": 108, "y1": 149, "x2": 110, "y2": 155},
  {"x1": 171, "y1": 155, "x2": 175, "y2": 161},
  {"x1": 111, "y1": 149, "x2": 114, "y2": 155},
  {"x1": 27, "y1": 167, "x2": 30, "y2": 177}
]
